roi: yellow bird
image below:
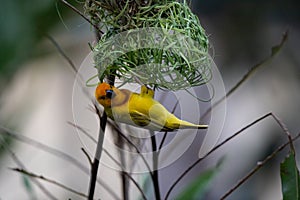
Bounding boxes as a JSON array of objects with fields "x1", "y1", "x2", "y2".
[{"x1": 95, "y1": 82, "x2": 208, "y2": 132}]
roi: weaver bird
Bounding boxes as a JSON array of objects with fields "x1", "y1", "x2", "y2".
[{"x1": 95, "y1": 82, "x2": 208, "y2": 131}]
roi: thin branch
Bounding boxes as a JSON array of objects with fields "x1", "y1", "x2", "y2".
[
  {"x1": 59, "y1": 0, "x2": 104, "y2": 34},
  {"x1": 201, "y1": 31, "x2": 288, "y2": 120},
  {"x1": 108, "y1": 121, "x2": 153, "y2": 174},
  {"x1": 220, "y1": 132, "x2": 300, "y2": 199},
  {"x1": 47, "y1": 19, "x2": 112, "y2": 198},
  {"x1": 123, "y1": 174, "x2": 147, "y2": 200},
  {"x1": 165, "y1": 110, "x2": 295, "y2": 199},
  {"x1": 72, "y1": 118, "x2": 146, "y2": 199},
  {"x1": 271, "y1": 113, "x2": 295, "y2": 153},
  {"x1": 0, "y1": 125, "x2": 119, "y2": 199},
  {"x1": 164, "y1": 113, "x2": 273, "y2": 199},
  {"x1": 0, "y1": 137, "x2": 58, "y2": 200},
  {"x1": 103, "y1": 149, "x2": 148, "y2": 200},
  {"x1": 46, "y1": 34, "x2": 92, "y2": 101},
  {"x1": 71, "y1": 119, "x2": 150, "y2": 173},
  {"x1": 0, "y1": 125, "x2": 88, "y2": 173},
  {"x1": 81, "y1": 147, "x2": 93, "y2": 166},
  {"x1": 45, "y1": 34, "x2": 78, "y2": 74},
  {"x1": 67, "y1": 121, "x2": 97, "y2": 143},
  {"x1": 158, "y1": 131, "x2": 169, "y2": 151},
  {"x1": 11, "y1": 168, "x2": 88, "y2": 198},
  {"x1": 220, "y1": 113, "x2": 297, "y2": 199},
  {"x1": 51, "y1": 4, "x2": 106, "y2": 197}
]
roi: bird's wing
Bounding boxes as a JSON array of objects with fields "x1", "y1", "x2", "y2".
[
  {"x1": 129, "y1": 110, "x2": 151, "y2": 127},
  {"x1": 129, "y1": 109, "x2": 168, "y2": 131}
]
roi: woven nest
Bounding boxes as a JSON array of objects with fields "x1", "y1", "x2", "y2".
[{"x1": 85, "y1": 0, "x2": 211, "y2": 91}]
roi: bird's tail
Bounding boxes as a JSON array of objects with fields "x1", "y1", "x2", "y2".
[
  {"x1": 179, "y1": 121, "x2": 208, "y2": 129},
  {"x1": 164, "y1": 119, "x2": 208, "y2": 131}
]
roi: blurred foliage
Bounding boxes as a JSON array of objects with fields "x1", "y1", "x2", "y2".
[
  {"x1": 22, "y1": 175, "x2": 37, "y2": 200},
  {"x1": 280, "y1": 152, "x2": 300, "y2": 200},
  {"x1": 0, "y1": 135, "x2": 12, "y2": 156},
  {"x1": 175, "y1": 163, "x2": 221, "y2": 200},
  {"x1": 0, "y1": 0, "x2": 72, "y2": 93}
]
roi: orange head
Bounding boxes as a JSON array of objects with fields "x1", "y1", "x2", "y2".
[{"x1": 95, "y1": 82, "x2": 116, "y2": 108}]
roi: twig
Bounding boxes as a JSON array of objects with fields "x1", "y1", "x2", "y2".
[
  {"x1": 201, "y1": 31, "x2": 288, "y2": 120},
  {"x1": 108, "y1": 121, "x2": 153, "y2": 174},
  {"x1": 11, "y1": 168, "x2": 88, "y2": 198},
  {"x1": 59, "y1": 0, "x2": 104, "y2": 34},
  {"x1": 45, "y1": 34, "x2": 78, "y2": 74},
  {"x1": 69, "y1": 117, "x2": 152, "y2": 199},
  {"x1": 109, "y1": 122, "x2": 157, "y2": 196},
  {"x1": 158, "y1": 130, "x2": 169, "y2": 151},
  {"x1": 72, "y1": 120, "x2": 151, "y2": 173},
  {"x1": 220, "y1": 132, "x2": 300, "y2": 199},
  {"x1": 71, "y1": 119, "x2": 147, "y2": 199},
  {"x1": 271, "y1": 113, "x2": 295, "y2": 153},
  {"x1": 0, "y1": 125, "x2": 119, "y2": 199},
  {"x1": 0, "y1": 125, "x2": 87, "y2": 173},
  {"x1": 46, "y1": 34, "x2": 92, "y2": 101},
  {"x1": 165, "y1": 111, "x2": 295, "y2": 199},
  {"x1": 220, "y1": 113, "x2": 296, "y2": 199},
  {"x1": 164, "y1": 113, "x2": 273, "y2": 199},
  {"x1": 103, "y1": 149, "x2": 148, "y2": 200},
  {"x1": 30, "y1": 14, "x2": 127, "y2": 200},
  {"x1": 47, "y1": 18, "x2": 109, "y2": 198},
  {"x1": 0, "y1": 136, "x2": 58, "y2": 200},
  {"x1": 67, "y1": 121, "x2": 97, "y2": 143},
  {"x1": 81, "y1": 147, "x2": 93, "y2": 166}
]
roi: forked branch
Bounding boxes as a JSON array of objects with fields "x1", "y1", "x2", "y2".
[{"x1": 165, "y1": 112, "x2": 298, "y2": 199}]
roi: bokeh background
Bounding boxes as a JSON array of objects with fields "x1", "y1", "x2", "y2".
[{"x1": 0, "y1": 0, "x2": 299, "y2": 199}]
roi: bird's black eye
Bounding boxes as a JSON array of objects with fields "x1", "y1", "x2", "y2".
[{"x1": 106, "y1": 90, "x2": 115, "y2": 99}]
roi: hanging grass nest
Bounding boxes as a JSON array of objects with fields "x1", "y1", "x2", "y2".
[{"x1": 85, "y1": 0, "x2": 212, "y2": 90}]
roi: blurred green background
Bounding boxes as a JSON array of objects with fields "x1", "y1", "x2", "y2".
[{"x1": 0, "y1": 0, "x2": 66, "y2": 90}]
